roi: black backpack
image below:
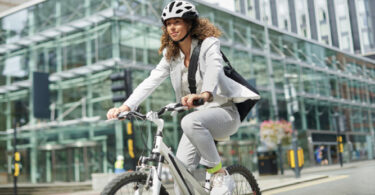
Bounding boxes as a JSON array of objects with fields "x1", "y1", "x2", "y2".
[{"x1": 188, "y1": 41, "x2": 260, "y2": 121}]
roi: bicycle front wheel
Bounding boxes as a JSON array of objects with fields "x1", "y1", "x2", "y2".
[
  {"x1": 101, "y1": 171, "x2": 169, "y2": 195},
  {"x1": 227, "y1": 164, "x2": 261, "y2": 195}
]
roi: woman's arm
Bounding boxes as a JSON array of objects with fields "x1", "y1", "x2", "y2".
[
  {"x1": 123, "y1": 57, "x2": 170, "y2": 110},
  {"x1": 201, "y1": 37, "x2": 223, "y2": 96}
]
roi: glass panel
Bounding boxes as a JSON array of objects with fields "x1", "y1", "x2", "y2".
[
  {"x1": 305, "y1": 99, "x2": 317, "y2": 130},
  {"x1": 370, "y1": 85, "x2": 375, "y2": 104},
  {"x1": 350, "y1": 80, "x2": 360, "y2": 102},
  {"x1": 97, "y1": 25, "x2": 113, "y2": 62},
  {"x1": 233, "y1": 19, "x2": 249, "y2": 46},
  {"x1": 4, "y1": 53, "x2": 29, "y2": 82},
  {"x1": 277, "y1": 99, "x2": 288, "y2": 121},
  {"x1": 342, "y1": 107, "x2": 351, "y2": 132},
  {"x1": 359, "y1": 82, "x2": 367, "y2": 103},
  {"x1": 329, "y1": 74, "x2": 338, "y2": 98},
  {"x1": 339, "y1": 78, "x2": 349, "y2": 100},
  {"x1": 269, "y1": 32, "x2": 283, "y2": 56},
  {"x1": 252, "y1": 55, "x2": 268, "y2": 87},
  {"x1": 0, "y1": 102, "x2": 6, "y2": 130},
  {"x1": 61, "y1": 0, "x2": 85, "y2": 24},
  {"x1": 2, "y1": 9, "x2": 29, "y2": 43},
  {"x1": 302, "y1": 68, "x2": 315, "y2": 94},
  {"x1": 317, "y1": 104, "x2": 330, "y2": 130},
  {"x1": 34, "y1": 0, "x2": 56, "y2": 32},
  {"x1": 362, "y1": 110, "x2": 369, "y2": 132},
  {"x1": 257, "y1": 92, "x2": 271, "y2": 122},
  {"x1": 0, "y1": 61, "x2": 5, "y2": 86},
  {"x1": 232, "y1": 50, "x2": 252, "y2": 78},
  {"x1": 316, "y1": 71, "x2": 329, "y2": 96},
  {"x1": 90, "y1": 0, "x2": 111, "y2": 12},
  {"x1": 272, "y1": 60, "x2": 284, "y2": 89},
  {"x1": 351, "y1": 108, "x2": 361, "y2": 132},
  {"x1": 251, "y1": 24, "x2": 265, "y2": 50},
  {"x1": 62, "y1": 41, "x2": 86, "y2": 70}
]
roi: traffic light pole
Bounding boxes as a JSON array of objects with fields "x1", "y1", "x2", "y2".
[
  {"x1": 285, "y1": 74, "x2": 300, "y2": 178},
  {"x1": 334, "y1": 113, "x2": 344, "y2": 167},
  {"x1": 13, "y1": 119, "x2": 18, "y2": 195},
  {"x1": 124, "y1": 69, "x2": 136, "y2": 169}
]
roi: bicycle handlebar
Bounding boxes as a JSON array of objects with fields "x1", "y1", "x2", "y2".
[{"x1": 115, "y1": 98, "x2": 205, "y2": 121}]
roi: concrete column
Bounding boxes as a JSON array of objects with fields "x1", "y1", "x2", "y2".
[
  {"x1": 270, "y1": 0, "x2": 278, "y2": 27},
  {"x1": 255, "y1": 0, "x2": 261, "y2": 20},
  {"x1": 307, "y1": 0, "x2": 318, "y2": 40},
  {"x1": 74, "y1": 148, "x2": 80, "y2": 182},
  {"x1": 347, "y1": 0, "x2": 361, "y2": 53},
  {"x1": 288, "y1": 0, "x2": 297, "y2": 33},
  {"x1": 46, "y1": 151, "x2": 51, "y2": 182},
  {"x1": 327, "y1": 0, "x2": 339, "y2": 48}
]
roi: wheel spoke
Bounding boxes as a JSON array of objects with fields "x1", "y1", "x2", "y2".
[
  {"x1": 227, "y1": 165, "x2": 261, "y2": 195},
  {"x1": 101, "y1": 172, "x2": 169, "y2": 195}
]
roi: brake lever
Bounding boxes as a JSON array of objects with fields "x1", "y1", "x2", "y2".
[{"x1": 117, "y1": 111, "x2": 130, "y2": 120}]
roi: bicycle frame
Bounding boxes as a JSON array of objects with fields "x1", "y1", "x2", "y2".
[{"x1": 136, "y1": 108, "x2": 210, "y2": 195}]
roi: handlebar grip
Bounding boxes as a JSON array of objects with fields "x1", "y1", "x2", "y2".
[{"x1": 193, "y1": 99, "x2": 205, "y2": 106}]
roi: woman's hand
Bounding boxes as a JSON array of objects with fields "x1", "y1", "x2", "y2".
[
  {"x1": 181, "y1": 92, "x2": 212, "y2": 109},
  {"x1": 107, "y1": 104, "x2": 131, "y2": 120}
]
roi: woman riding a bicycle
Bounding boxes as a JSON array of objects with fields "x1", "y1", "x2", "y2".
[{"x1": 106, "y1": 1, "x2": 260, "y2": 194}]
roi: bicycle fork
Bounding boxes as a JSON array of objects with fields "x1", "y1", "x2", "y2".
[{"x1": 151, "y1": 165, "x2": 163, "y2": 195}]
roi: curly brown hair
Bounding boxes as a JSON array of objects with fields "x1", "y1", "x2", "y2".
[{"x1": 158, "y1": 18, "x2": 221, "y2": 62}]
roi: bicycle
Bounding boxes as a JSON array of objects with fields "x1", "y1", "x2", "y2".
[{"x1": 101, "y1": 101, "x2": 260, "y2": 195}]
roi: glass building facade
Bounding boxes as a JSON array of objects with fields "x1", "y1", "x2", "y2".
[
  {"x1": 234, "y1": 0, "x2": 375, "y2": 57},
  {"x1": 0, "y1": 0, "x2": 374, "y2": 183}
]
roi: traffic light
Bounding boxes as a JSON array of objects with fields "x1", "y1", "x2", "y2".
[
  {"x1": 12, "y1": 152, "x2": 22, "y2": 177},
  {"x1": 110, "y1": 69, "x2": 132, "y2": 103}
]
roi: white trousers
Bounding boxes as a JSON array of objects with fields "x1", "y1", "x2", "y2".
[{"x1": 176, "y1": 103, "x2": 241, "y2": 169}]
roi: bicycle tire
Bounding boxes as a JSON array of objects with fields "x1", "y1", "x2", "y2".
[
  {"x1": 101, "y1": 171, "x2": 169, "y2": 195},
  {"x1": 226, "y1": 164, "x2": 261, "y2": 195}
]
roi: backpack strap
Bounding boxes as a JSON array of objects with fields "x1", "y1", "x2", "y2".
[
  {"x1": 220, "y1": 51, "x2": 232, "y2": 68},
  {"x1": 189, "y1": 42, "x2": 233, "y2": 94},
  {"x1": 188, "y1": 41, "x2": 202, "y2": 94}
]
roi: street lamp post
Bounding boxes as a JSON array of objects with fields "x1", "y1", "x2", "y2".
[{"x1": 284, "y1": 73, "x2": 300, "y2": 178}]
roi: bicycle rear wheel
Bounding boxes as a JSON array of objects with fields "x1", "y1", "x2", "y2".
[
  {"x1": 101, "y1": 171, "x2": 169, "y2": 195},
  {"x1": 226, "y1": 164, "x2": 261, "y2": 195}
]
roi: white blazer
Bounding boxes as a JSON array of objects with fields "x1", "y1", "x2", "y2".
[{"x1": 124, "y1": 37, "x2": 260, "y2": 111}]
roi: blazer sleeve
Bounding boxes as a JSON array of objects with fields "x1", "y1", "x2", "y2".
[
  {"x1": 123, "y1": 56, "x2": 170, "y2": 110},
  {"x1": 201, "y1": 37, "x2": 223, "y2": 93}
]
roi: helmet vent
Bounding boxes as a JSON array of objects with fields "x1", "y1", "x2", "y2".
[
  {"x1": 185, "y1": 6, "x2": 192, "y2": 10},
  {"x1": 163, "y1": 13, "x2": 166, "y2": 16},
  {"x1": 176, "y1": 9, "x2": 183, "y2": 14},
  {"x1": 169, "y1": 1, "x2": 175, "y2": 12},
  {"x1": 176, "y1": 2, "x2": 183, "y2": 7}
]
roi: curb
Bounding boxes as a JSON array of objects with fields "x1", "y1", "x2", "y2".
[{"x1": 260, "y1": 175, "x2": 329, "y2": 192}]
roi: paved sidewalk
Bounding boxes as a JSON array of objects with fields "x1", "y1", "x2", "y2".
[{"x1": 30, "y1": 160, "x2": 375, "y2": 194}]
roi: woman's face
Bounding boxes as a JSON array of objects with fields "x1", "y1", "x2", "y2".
[{"x1": 165, "y1": 18, "x2": 189, "y2": 41}]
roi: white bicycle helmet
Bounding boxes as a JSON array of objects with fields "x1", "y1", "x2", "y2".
[{"x1": 161, "y1": 0, "x2": 199, "y2": 24}]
